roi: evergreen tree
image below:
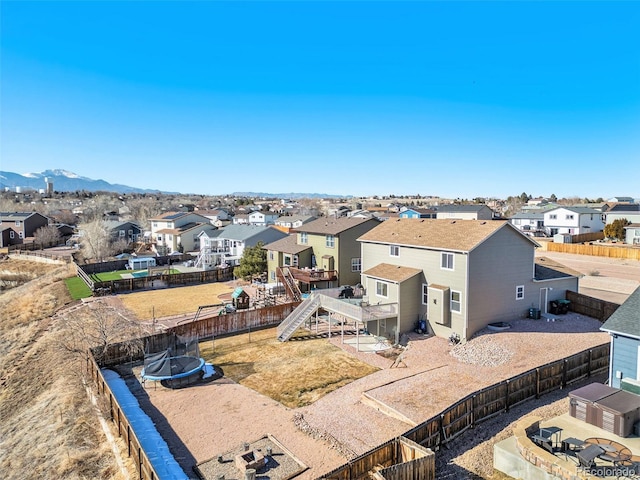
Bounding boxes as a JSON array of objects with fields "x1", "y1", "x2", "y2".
[{"x1": 234, "y1": 241, "x2": 267, "y2": 280}]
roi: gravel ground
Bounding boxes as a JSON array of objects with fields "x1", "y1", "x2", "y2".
[{"x1": 122, "y1": 310, "x2": 609, "y2": 480}]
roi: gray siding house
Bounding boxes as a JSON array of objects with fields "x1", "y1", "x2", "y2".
[
  {"x1": 358, "y1": 219, "x2": 580, "y2": 342},
  {"x1": 435, "y1": 205, "x2": 495, "y2": 220},
  {"x1": 600, "y1": 287, "x2": 640, "y2": 389}
]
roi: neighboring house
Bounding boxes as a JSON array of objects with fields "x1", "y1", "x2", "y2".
[
  {"x1": 149, "y1": 211, "x2": 215, "y2": 254},
  {"x1": 625, "y1": 224, "x2": 640, "y2": 245},
  {"x1": 509, "y1": 212, "x2": 546, "y2": 237},
  {"x1": 608, "y1": 197, "x2": 636, "y2": 203},
  {"x1": 195, "y1": 224, "x2": 288, "y2": 269},
  {"x1": 603, "y1": 205, "x2": 640, "y2": 230},
  {"x1": 358, "y1": 219, "x2": 580, "y2": 343},
  {"x1": 435, "y1": 205, "x2": 495, "y2": 220},
  {"x1": 104, "y1": 221, "x2": 143, "y2": 243},
  {"x1": 195, "y1": 209, "x2": 231, "y2": 226},
  {"x1": 543, "y1": 206, "x2": 604, "y2": 236},
  {"x1": 232, "y1": 214, "x2": 250, "y2": 225},
  {"x1": 264, "y1": 216, "x2": 381, "y2": 289},
  {"x1": 600, "y1": 287, "x2": 640, "y2": 389},
  {"x1": 0, "y1": 228, "x2": 21, "y2": 248},
  {"x1": 398, "y1": 208, "x2": 437, "y2": 219},
  {"x1": 248, "y1": 211, "x2": 279, "y2": 226},
  {"x1": 274, "y1": 215, "x2": 317, "y2": 231},
  {"x1": 0, "y1": 212, "x2": 49, "y2": 246}
]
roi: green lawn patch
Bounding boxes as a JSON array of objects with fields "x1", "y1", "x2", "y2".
[{"x1": 65, "y1": 277, "x2": 93, "y2": 300}]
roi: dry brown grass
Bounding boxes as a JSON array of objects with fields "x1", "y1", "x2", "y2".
[
  {"x1": 200, "y1": 327, "x2": 380, "y2": 408},
  {"x1": 0, "y1": 257, "x2": 126, "y2": 480},
  {"x1": 118, "y1": 281, "x2": 237, "y2": 319}
]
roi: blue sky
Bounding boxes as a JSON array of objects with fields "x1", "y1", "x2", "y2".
[{"x1": 1, "y1": 1, "x2": 639, "y2": 199}]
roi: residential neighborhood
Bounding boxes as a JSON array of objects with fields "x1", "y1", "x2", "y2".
[{"x1": 2, "y1": 184, "x2": 640, "y2": 480}]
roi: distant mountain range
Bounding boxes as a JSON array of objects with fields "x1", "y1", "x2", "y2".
[
  {"x1": 0, "y1": 170, "x2": 348, "y2": 198},
  {"x1": 0, "y1": 169, "x2": 161, "y2": 194}
]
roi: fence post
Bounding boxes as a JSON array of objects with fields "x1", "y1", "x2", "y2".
[
  {"x1": 505, "y1": 380, "x2": 510, "y2": 413},
  {"x1": 562, "y1": 359, "x2": 568, "y2": 389},
  {"x1": 588, "y1": 349, "x2": 593, "y2": 377},
  {"x1": 536, "y1": 367, "x2": 540, "y2": 399}
]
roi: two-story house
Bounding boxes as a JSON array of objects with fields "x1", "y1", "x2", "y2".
[
  {"x1": 103, "y1": 221, "x2": 143, "y2": 243},
  {"x1": 543, "y1": 206, "x2": 604, "y2": 236},
  {"x1": 150, "y1": 211, "x2": 216, "y2": 254},
  {"x1": 357, "y1": 219, "x2": 580, "y2": 343},
  {"x1": 0, "y1": 212, "x2": 49, "y2": 247},
  {"x1": 195, "y1": 224, "x2": 288, "y2": 269},
  {"x1": 509, "y1": 212, "x2": 546, "y2": 237},
  {"x1": 435, "y1": 205, "x2": 495, "y2": 220},
  {"x1": 248, "y1": 211, "x2": 279, "y2": 226},
  {"x1": 264, "y1": 217, "x2": 381, "y2": 292}
]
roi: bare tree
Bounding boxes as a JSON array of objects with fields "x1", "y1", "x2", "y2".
[
  {"x1": 34, "y1": 225, "x2": 62, "y2": 248},
  {"x1": 79, "y1": 220, "x2": 112, "y2": 262},
  {"x1": 59, "y1": 304, "x2": 145, "y2": 369}
]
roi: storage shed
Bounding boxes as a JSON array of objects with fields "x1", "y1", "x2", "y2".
[
  {"x1": 569, "y1": 383, "x2": 618, "y2": 425},
  {"x1": 594, "y1": 390, "x2": 640, "y2": 437},
  {"x1": 231, "y1": 287, "x2": 250, "y2": 310},
  {"x1": 128, "y1": 256, "x2": 157, "y2": 270}
]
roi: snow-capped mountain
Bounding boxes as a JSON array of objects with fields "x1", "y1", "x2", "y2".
[{"x1": 0, "y1": 169, "x2": 160, "y2": 194}]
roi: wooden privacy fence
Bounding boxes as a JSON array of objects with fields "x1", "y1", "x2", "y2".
[
  {"x1": 97, "y1": 302, "x2": 300, "y2": 367},
  {"x1": 567, "y1": 232, "x2": 605, "y2": 243},
  {"x1": 321, "y1": 437, "x2": 435, "y2": 480},
  {"x1": 546, "y1": 242, "x2": 640, "y2": 260},
  {"x1": 321, "y1": 343, "x2": 609, "y2": 480},
  {"x1": 566, "y1": 290, "x2": 620, "y2": 321},
  {"x1": 91, "y1": 267, "x2": 234, "y2": 294},
  {"x1": 403, "y1": 344, "x2": 609, "y2": 451},
  {"x1": 87, "y1": 355, "x2": 160, "y2": 480}
]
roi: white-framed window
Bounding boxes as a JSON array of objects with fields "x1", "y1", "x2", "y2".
[
  {"x1": 9, "y1": 231, "x2": 14, "y2": 239},
  {"x1": 326, "y1": 235, "x2": 335, "y2": 248},
  {"x1": 300, "y1": 232, "x2": 308, "y2": 244},
  {"x1": 376, "y1": 281, "x2": 388, "y2": 298},
  {"x1": 168, "y1": 235, "x2": 173, "y2": 241},
  {"x1": 269, "y1": 251, "x2": 274, "y2": 261},
  {"x1": 566, "y1": 215, "x2": 574, "y2": 220},
  {"x1": 270, "y1": 271, "x2": 275, "y2": 281},
  {"x1": 390, "y1": 245, "x2": 399, "y2": 257},
  {"x1": 441, "y1": 252, "x2": 454, "y2": 270},
  {"x1": 351, "y1": 258, "x2": 361, "y2": 272},
  {"x1": 516, "y1": 285, "x2": 525, "y2": 300},
  {"x1": 549, "y1": 214, "x2": 557, "y2": 220},
  {"x1": 19, "y1": 232, "x2": 23, "y2": 239},
  {"x1": 157, "y1": 235, "x2": 162, "y2": 241},
  {"x1": 128, "y1": 229, "x2": 133, "y2": 235},
  {"x1": 451, "y1": 290, "x2": 461, "y2": 313},
  {"x1": 284, "y1": 255, "x2": 291, "y2": 266},
  {"x1": 15, "y1": 220, "x2": 21, "y2": 226},
  {"x1": 119, "y1": 230, "x2": 125, "y2": 237},
  {"x1": 293, "y1": 255, "x2": 299, "y2": 267},
  {"x1": 422, "y1": 284, "x2": 429, "y2": 305},
  {"x1": 153, "y1": 222, "x2": 158, "y2": 228}
]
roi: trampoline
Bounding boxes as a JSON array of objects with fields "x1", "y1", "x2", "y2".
[{"x1": 141, "y1": 333, "x2": 206, "y2": 388}]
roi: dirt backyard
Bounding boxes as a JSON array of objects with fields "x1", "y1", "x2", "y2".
[{"x1": 106, "y1": 252, "x2": 638, "y2": 480}]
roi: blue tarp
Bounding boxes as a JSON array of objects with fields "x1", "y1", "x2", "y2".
[{"x1": 101, "y1": 369, "x2": 188, "y2": 480}]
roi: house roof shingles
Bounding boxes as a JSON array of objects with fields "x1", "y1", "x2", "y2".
[
  {"x1": 358, "y1": 218, "x2": 529, "y2": 252},
  {"x1": 263, "y1": 234, "x2": 311, "y2": 254},
  {"x1": 600, "y1": 287, "x2": 640, "y2": 337},
  {"x1": 295, "y1": 216, "x2": 378, "y2": 236},
  {"x1": 362, "y1": 263, "x2": 422, "y2": 283},
  {"x1": 534, "y1": 257, "x2": 582, "y2": 280}
]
